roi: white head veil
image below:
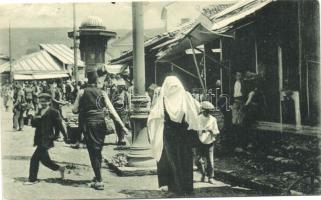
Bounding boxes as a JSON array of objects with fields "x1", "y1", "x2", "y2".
[{"x1": 147, "y1": 76, "x2": 201, "y2": 161}]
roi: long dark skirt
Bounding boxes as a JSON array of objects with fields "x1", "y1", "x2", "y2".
[{"x1": 157, "y1": 120, "x2": 195, "y2": 194}]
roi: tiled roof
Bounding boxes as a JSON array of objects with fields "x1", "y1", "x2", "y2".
[
  {"x1": 210, "y1": 0, "x2": 273, "y2": 30},
  {"x1": 156, "y1": 0, "x2": 274, "y2": 61},
  {"x1": 201, "y1": 3, "x2": 235, "y2": 20}
]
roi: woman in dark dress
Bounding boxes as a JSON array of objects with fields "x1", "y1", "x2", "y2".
[{"x1": 148, "y1": 76, "x2": 201, "y2": 195}]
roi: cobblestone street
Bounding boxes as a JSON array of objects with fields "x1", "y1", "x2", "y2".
[{"x1": 1, "y1": 104, "x2": 261, "y2": 199}]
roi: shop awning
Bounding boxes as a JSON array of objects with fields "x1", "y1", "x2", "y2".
[
  {"x1": 155, "y1": 22, "x2": 227, "y2": 62},
  {"x1": 110, "y1": 34, "x2": 171, "y2": 65},
  {"x1": 13, "y1": 73, "x2": 69, "y2": 80},
  {"x1": 155, "y1": 0, "x2": 274, "y2": 62},
  {"x1": 104, "y1": 64, "x2": 128, "y2": 74}
]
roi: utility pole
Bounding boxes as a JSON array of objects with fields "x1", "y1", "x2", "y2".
[
  {"x1": 127, "y1": 2, "x2": 155, "y2": 168},
  {"x1": 73, "y1": 3, "x2": 79, "y2": 82},
  {"x1": 9, "y1": 21, "x2": 13, "y2": 83},
  {"x1": 132, "y1": 2, "x2": 145, "y2": 96}
]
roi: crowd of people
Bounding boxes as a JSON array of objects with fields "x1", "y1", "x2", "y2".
[
  {"x1": 1, "y1": 79, "x2": 80, "y2": 133},
  {"x1": 0, "y1": 72, "x2": 132, "y2": 190},
  {"x1": 0, "y1": 75, "x2": 131, "y2": 142},
  {"x1": 0, "y1": 69, "x2": 265, "y2": 195}
]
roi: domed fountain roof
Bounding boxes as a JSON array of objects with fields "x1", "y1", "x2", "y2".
[{"x1": 80, "y1": 16, "x2": 105, "y2": 30}]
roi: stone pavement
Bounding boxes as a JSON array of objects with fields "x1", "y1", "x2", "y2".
[{"x1": 1, "y1": 103, "x2": 261, "y2": 200}]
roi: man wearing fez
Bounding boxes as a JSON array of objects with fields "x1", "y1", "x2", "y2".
[
  {"x1": 72, "y1": 69, "x2": 129, "y2": 190},
  {"x1": 24, "y1": 93, "x2": 66, "y2": 185}
]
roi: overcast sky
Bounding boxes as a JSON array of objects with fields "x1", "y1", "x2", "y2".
[{"x1": 0, "y1": 1, "x2": 235, "y2": 30}]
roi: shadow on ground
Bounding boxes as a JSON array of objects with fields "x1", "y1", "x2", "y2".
[
  {"x1": 42, "y1": 178, "x2": 91, "y2": 188},
  {"x1": 2, "y1": 155, "x2": 31, "y2": 161},
  {"x1": 56, "y1": 161, "x2": 90, "y2": 168},
  {"x1": 120, "y1": 186, "x2": 261, "y2": 198},
  {"x1": 14, "y1": 177, "x2": 91, "y2": 188},
  {"x1": 14, "y1": 177, "x2": 29, "y2": 183},
  {"x1": 119, "y1": 189, "x2": 172, "y2": 198}
]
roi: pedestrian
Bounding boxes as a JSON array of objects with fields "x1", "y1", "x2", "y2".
[
  {"x1": 240, "y1": 75, "x2": 267, "y2": 128},
  {"x1": 13, "y1": 84, "x2": 26, "y2": 131},
  {"x1": 72, "y1": 69, "x2": 129, "y2": 190},
  {"x1": 24, "y1": 82, "x2": 35, "y2": 125},
  {"x1": 25, "y1": 97, "x2": 35, "y2": 126},
  {"x1": 147, "y1": 75, "x2": 201, "y2": 195},
  {"x1": 49, "y1": 79, "x2": 69, "y2": 142},
  {"x1": 24, "y1": 93, "x2": 66, "y2": 185},
  {"x1": 41, "y1": 81, "x2": 49, "y2": 93},
  {"x1": 65, "y1": 79, "x2": 74, "y2": 102},
  {"x1": 31, "y1": 81, "x2": 40, "y2": 112},
  {"x1": 24, "y1": 82, "x2": 33, "y2": 105},
  {"x1": 196, "y1": 101, "x2": 220, "y2": 184},
  {"x1": 62, "y1": 80, "x2": 67, "y2": 101},
  {"x1": 1, "y1": 80, "x2": 12, "y2": 111},
  {"x1": 112, "y1": 85, "x2": 129, "y2": 145},
  {"x1": 69, "y1": 81, "x2": 85, "y2": 149},
  {"x1": 110, "y1": 84, "x2": 118, "y2": 100},
  {"x1": 71, "y1": 80, "x2": 83, "y2": 103},
  {"x1": 231, "y1": 72, "x2": 244, "y2": 125}
]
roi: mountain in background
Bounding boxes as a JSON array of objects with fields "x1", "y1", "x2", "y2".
[{"x1": 0, "y1": 27, "x2": 165, "y2": 61}]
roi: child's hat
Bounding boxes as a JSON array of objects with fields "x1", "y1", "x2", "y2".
[{"x1": 201, "y1": 101, "x2": 214, "y2": 110}]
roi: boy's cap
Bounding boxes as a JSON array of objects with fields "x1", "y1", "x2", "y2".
[
  {"x1": 201, "y1": 101, "x2": 214, "y2": 110},
  {"x1": 38, "y1": 93, "x2": 52, "y2": 101}
]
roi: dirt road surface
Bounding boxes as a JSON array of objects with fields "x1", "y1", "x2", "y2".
[{"x1": 1, "y1": 102, "x2": 259, "y2": 199}]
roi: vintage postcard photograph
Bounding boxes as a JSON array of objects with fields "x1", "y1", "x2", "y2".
[{"x1": 0, "y1": 0, "x2": 320, "y2": 199}]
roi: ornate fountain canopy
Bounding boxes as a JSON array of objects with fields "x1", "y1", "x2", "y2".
[{"x1": 80, "y1": 16, "x2": 106, "y2": 30}]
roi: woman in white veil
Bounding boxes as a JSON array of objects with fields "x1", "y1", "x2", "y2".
[{"x1": 147, "y1": 75, "x2": 201, "y2": 195}]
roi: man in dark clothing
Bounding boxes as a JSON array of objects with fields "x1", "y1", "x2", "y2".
[
  {"x1": 65, "y1": 80, "x2": 74, "y2": 102},
  {"x1": 24, "y1": 83, "x2": 33, "y2": 104},
  {"x1": 24, "y1": 93, "x2": 66, "y2": 185},
  {"x1": 32, "y1": 81, "x2": 40, "y2": 112},
  {"x1": 73, "y1": 70, "x2": 128, "y2": 190},
  {"x1": 112, "y1": 85, "x2": 129, "y2": 145},
  {"x1": 24, "y1": 83, "x2": 35, "y2": 125},
  {"x1": 49, "y1": 80, "x2": 68, "y2": 142},
  {"x1": 41, "y1": 81, "x2": 49, "y2": 94},
  {"x1": 13, "y1": 84, "x2": 26, "y2": 131}
]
